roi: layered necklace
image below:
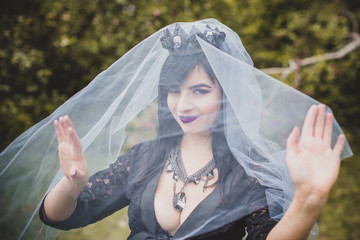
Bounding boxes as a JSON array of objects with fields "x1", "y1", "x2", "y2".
[{"x1": 165, "y1": 145, "x2": 216, "y2": 211}]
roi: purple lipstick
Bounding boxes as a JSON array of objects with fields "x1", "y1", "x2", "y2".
[{"x1": 180, "y1": 116, "x2": 198, "y2": 123}]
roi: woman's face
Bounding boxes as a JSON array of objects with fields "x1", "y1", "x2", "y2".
[{"x1": 167, "y1": 65, "x2": 222, "y2": 136}]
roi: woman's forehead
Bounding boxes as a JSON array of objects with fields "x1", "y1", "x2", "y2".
[{"x1": 181, "y1": 65, "x2": 217, "y2": 87}]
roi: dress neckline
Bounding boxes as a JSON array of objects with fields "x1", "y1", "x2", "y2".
[{"x1": 140, "y1": 167, "x2": 221, "y2": 239}]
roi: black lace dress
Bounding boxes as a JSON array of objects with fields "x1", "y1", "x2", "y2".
[{"x1": 40, "y1": 141, "x2": 277, "y2": 239}]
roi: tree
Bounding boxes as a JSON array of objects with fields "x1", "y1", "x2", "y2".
[{"x1": 1, "y1": 0, "x2": 359, "y2": 239}]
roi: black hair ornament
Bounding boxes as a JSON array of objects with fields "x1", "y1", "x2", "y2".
[{"x1": 160, "y1": 23, "x2": 226, "y2": 53}]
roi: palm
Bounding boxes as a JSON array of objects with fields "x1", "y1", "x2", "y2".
[
  {"x1": 286, "y1": 105, "x2": 345, "y2": 197},
  {"x1": 54, "y1": 116, "x2": 89, "y2": 187}
]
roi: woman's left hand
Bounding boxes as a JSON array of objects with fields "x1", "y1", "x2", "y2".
[
  {"x1": 268, "y1": 105, "x2": 346, "y2": 240},
  {"x1": 286, "y1": 104, "x2": 346, "y2": 201}
]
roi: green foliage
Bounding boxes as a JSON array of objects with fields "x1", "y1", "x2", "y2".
[
  {"x1": 1, "y1": 0, "x2": 360, "y2": 239},
  {"x1": 57, "y1": 208, "x2": 130, "y2": 240}
]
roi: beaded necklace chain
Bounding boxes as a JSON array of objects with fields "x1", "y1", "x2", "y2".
[{"x1": 165, "y1": 145, "x2": 216, "y2": 211}]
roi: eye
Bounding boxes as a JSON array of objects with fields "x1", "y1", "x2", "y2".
[{"x1": 193, "y1": 89, "x2": 210, "y2": 95}]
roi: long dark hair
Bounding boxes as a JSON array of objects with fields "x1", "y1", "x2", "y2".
[{"x1": 135, "y1": 52, "x2": 240, "y2": 194}]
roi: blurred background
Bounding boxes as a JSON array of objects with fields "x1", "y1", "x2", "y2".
[{"x1": 1, "y1": 0, "x2": 359, "y2": 239}]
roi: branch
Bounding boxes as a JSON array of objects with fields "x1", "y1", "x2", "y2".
[{"x1": 261, "y1": 32, "x2": 360, "y2": 79}]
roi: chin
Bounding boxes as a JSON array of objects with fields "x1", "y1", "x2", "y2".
[{"x1": 180, "y1": 125, "x2": 212, "y2": 135}]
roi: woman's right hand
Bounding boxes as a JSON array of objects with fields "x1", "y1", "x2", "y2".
[
  {"x1": 41, "y1": 116, "x2": 88, "y2": 221},
  {"x1": 54, "y1": 116, "x2": 89, "y2": 189}
]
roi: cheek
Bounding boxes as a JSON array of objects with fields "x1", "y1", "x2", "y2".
[
  {"x1": 167, "y1": 95, "x2": 177, "y2": 114},
  {"x1": 205, "y1": 103, "x2": 221, "y2": 118},
  {"x1": 199, "y1": 96, "x2": 222, "y2": 115}
]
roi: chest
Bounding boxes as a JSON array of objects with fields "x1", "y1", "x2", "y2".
[{"x1": 153, "y1": 165, "x2": 218, "y2": 235}]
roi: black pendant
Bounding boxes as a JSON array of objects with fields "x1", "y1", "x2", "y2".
[
  {"x1": 166, "y1": 162, "x2": 175, "y2": 172},
  {"x1": 173, "y1": 191, "x2": 186, "y2": 211}
]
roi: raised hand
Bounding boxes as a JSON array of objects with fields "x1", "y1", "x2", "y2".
[
  {"x1": 286, "y1": 104, "x2": 346, "y2": 199},
  {"x1": 267, "y1": 105, "x2": 346, "y2": 240},
  {"x1": 54, "y1": 116, "x2": 89, "y2": 188}
]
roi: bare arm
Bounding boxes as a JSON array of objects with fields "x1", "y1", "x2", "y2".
[
  {"x1": 267, "y1": 104, "x2": 345, "y2": 239},
  {"x1": 43, "y1": 116, "x2": 89, "y2": 221}
]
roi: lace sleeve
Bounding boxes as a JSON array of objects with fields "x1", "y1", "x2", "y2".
[
  {"x1": 39, "y1": 144, "x2": 136, "y2": 230},
  {"x1": 243, "y1": 206, "x2": 278, "y2": 240}
]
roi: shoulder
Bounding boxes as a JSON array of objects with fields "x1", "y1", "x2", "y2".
[
  {"x1": 130, "y1": 139, "x2": 156, "y2": 154},
  {"x1": 121, "y1": 140, "x2": 156, "y2": 164},
  {"x1": 113, "y1": 140, "x2": 159, "y2": 179},
  {"x1": 117, "y1": 140, "x2": 155, "y2": 161}
]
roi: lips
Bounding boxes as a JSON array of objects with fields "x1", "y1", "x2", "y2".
[{"x1": 180, "y1": 116, "x2": 199, "y2": 123}]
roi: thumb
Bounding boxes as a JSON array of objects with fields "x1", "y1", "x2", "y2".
[
  {"x1": 69, "y1": 166, "x2": 77, "y2": 178},
  {"x1": 287, "y1": 126, "x2": 300, "y2": 152}
]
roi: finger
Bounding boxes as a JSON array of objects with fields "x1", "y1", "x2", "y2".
[
  {"x1": 62, "y1": 116, "x2": 73, "y2": 140},
  {"x1": 323, "y1": 113, "x2": 334, "y2": 146},
  {"x1": 301, "y1": 105, "x2": 318, "y2": 138},
  {"x1": 64, "y1": 116, "x2": 82, "y2": 149},
  {"x1": 65, "y1": 115, "x2": 75, "y2": 129},
  {"x1": 333, "y1": 134, "x2": 346, "y2": 157},
  {"x1": 59, "y1": 116, "x2": 66, "y2": 127},
  {"x1": 314, "y1": 104, "x2": 326, "y2": 138},
  {"x1": 59, "y1": 116, "x2": 69, "y2": 140},
  {"x1": 68, "y1": 126, "x2": 83, "y2": 153},
  {"x1": 54, "y1": 120, "x2": 65, "y2": 143},
  {"x1": 287, "y1": 126, "x2": 300, "y2": 153},
  {"x1": 62, "y1": 115, "x2": 73, "y2": 130}
]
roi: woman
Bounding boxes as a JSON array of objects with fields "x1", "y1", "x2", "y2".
[{"x1": 0, "y1": 19, "x2": 353, "y2": 239}]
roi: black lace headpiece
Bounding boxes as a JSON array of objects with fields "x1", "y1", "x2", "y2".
[{"x1": 160, "y1": 23, "x2": 226, "y2": 54}]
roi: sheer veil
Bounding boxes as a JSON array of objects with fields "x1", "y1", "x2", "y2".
[{"x1": 0, "y1": 18, "x2": 352, "y2": 239}]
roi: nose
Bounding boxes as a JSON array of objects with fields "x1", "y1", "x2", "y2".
[{"x1": 176, "y1": 93, "x2": 194, "y2": 113}]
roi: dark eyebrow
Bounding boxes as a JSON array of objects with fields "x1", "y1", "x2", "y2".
[{"x1": 189, "y1": 84, "x2": 212, "y2": 89}]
